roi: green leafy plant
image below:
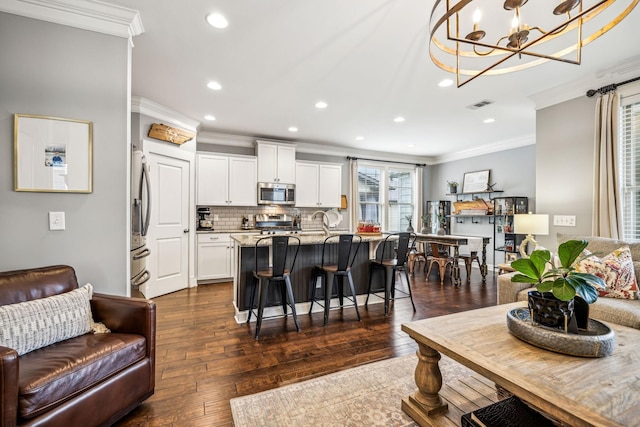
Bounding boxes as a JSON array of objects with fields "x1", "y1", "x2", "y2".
[
  {"x1": 405, "y1": 215, "x2": 413, "y2": 222},
  {"x1": 511, "y1": 239, "x2": 606, "y2": 304},
  {"x1": 447, "y1": 180, "x2": 458, "y2": 187}
]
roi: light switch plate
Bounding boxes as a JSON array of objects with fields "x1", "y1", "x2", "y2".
[
  {"x1": 553, "y1": 215, "x2": 576, "y2": 227},
  {"x1": 49, "y1": 212, "x2": 65, "y2": 230}
]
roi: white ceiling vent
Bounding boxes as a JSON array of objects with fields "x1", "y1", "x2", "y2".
[{"x1": 466, "y1": 100, "x2": 494, "y2": 110}]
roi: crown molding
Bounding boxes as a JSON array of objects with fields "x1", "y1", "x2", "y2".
[
  {"x1": 132, "y1": 96, "x2": 200, "y2": 132},
  {"x1": 530, "y1": 55, "x2": 640, "y2": 110},
  {"x1": 0, "y1": 0, "x2": 143, "y2": 39},
  {"x1": 198, "y1": 131, "x2": 434, "y2": 164},
  {"x1": 431, "y1": 134, "x2": 536, "y2": 165}
]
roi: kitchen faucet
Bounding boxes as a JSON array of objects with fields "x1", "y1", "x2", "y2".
[{"x1": 311, "y1": 210, "x2": 330, "y2": 236}]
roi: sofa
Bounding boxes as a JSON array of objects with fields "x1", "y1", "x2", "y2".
[
  {"x1": 498, "y1": 233, "x2": 640, "y2": 329},
  {"x1": 0, "y1": 265, "x2": 156, "y2": 427}
]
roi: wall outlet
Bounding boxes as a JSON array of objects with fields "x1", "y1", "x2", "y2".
[
  {"x1": 213, "y1": 214, "x2": 219, "y2": 221},
  {"x1": 307, "y1": 215, "x2": 312, "y2": 221},
  {"x1": 49, "y1": 211, "x2": 65, "y2": 230},
  {"x1": 553, "y1": 215, "x2": 576, "y2": 227}
]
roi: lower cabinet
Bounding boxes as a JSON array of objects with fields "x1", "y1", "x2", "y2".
[{"x1": 197, "y1": 233, "x2": 232, "y2": 281}]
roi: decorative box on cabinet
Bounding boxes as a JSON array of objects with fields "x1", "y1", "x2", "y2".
[
  {"x1": 493, "y1": 196, "x2": 528, "y2": 264},
  {"x1": 295, "y1": 161, "x2": 342, "y2": 208},
  {"x1": 196, "y1": 153, "x2": 257, "y2": 206},
  {"x1": 256, "y1": 140, "x2": 296, "y2": 184}
]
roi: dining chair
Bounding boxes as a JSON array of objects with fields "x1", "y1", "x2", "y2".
[{"x1": 426, "y1": 242, "x2": 454, "y2": 285}]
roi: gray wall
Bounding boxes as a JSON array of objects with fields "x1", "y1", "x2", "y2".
[
  {"x1": 535, "y1": 96, "x2": 597, "y2": 249},
  {"x1": 0, "y1": 13, "x2": 130, "y2": 295},
  {"x1": 428, "y1": 145, "x2": 537, "y2": 266}
]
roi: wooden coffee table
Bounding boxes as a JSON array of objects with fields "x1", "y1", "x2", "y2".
[{"x1": 401, "y1": 302, "x2": 639, "y2": 427}]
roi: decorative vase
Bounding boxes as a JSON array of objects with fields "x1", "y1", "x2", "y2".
[
  {"x1": 449, "y1": 185, "x2": 457, "y2": 194},
  {"x1": 436, "y1": 227, "x2": 445, "y2": 236},
  {"x1": 527, "y1": 291, "x2": 574, "y2": 330},
  {"x1": 406, "y1": 220, "x2": 414, "y2": 232},
  {"x1": 421, "y1": 224, "x2": 429, "y2": 234}
]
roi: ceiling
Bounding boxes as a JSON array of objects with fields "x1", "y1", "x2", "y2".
[{"x1": 110, "y1": 0, "x2": 639, "y2": 160}]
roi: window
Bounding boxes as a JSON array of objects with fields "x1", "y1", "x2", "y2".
[
  {"x1": 356, "y1": 163, "x2": 417, "y2": 231},
  {"x1": 620, "y1": 90, "x2": 640, "y2": 242}
]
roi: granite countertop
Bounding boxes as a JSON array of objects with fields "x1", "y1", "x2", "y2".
[
  {"x1": 196, "y1": 229, "x2": 260, "y2": 234},
  {"x1": 231, "y1": 231, "x2": 385, "y2": 247}
]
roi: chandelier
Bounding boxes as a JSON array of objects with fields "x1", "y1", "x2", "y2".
[{"x1": 429, "y1": 0, "x2": 639, "y2": 87}]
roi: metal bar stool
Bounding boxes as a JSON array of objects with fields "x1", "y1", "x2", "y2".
[
  {"x1": 308, "y1": 234, "x2": 362, "y2": 326},
  {"x1": 365, "y1": 232, "x2": 416, "y2": 315},
  {"x1": 246, "y1": 235, "x2": 301, "y2": 339}
]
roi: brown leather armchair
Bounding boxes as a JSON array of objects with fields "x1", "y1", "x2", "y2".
[{"x1": 0, "y1": 265, "x2": 156, "y2": 427}]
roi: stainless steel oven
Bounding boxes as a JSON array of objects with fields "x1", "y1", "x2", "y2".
[{"x1": 257, "y1": 182, "x2": 295, "y2": 205}]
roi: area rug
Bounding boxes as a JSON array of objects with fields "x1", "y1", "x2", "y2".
[{"x1": 230, "y1": 353, "x2": 488, "y2": 427}]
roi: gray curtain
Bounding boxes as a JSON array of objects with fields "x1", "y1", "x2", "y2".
[{"x1": 592, "y1": 91, "x2": 622, "y2": 238}]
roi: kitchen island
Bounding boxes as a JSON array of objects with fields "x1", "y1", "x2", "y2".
[{"x1": 230, "y1": 232, "x2": 388, "y2": 323}]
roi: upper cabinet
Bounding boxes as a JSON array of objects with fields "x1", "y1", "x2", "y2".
[
  {"x1": 256, "y1": 141, "x2": 296, "y2": 184},
  {"x1": 295, "y1": 161, "x2": 342, "y2": 208},
  {"x1": 197, "y1": 153, "x2": 257, "y2": 206}
]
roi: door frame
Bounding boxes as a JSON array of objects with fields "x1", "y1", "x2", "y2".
[{"x1": 143, "y1": 139, "x2": 196, "y2": 291}]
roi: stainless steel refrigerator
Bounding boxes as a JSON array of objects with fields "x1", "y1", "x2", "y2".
[{"x1": 131, "y1": 149, "x2": 151, "y2": 289}]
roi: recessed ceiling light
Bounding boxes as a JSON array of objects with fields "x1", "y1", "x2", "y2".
[
  {"x1": 288, "y1": 127, "x2": 298, "y2": 132},
  {"x1": 355, "y1": 136, "x2": 364, "y2": 141},
  {"x1": 483, "y1": 118, "x2": 496, "y2": 123},
  {"x1": 207, "y1": 81, "x2": 222, "y2": 91},
  {"x1": 206, "y1": 13, "x2": 228, "y2": 29},
  {"x1": 315, "y1": 101, "x2": 328, "y2": 109},
  {"x1": 438, "y1": 79, "x2": 454, "y2": 87},
  {"x1": 204, "y1": 115, "x2": 216, "y2": 121},
  {"x1": 394, "y1": 116, "x2": 405, "y2": 123}
]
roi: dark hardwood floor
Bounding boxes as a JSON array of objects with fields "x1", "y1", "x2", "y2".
[{"x1": 116, "y1": 264, "x2": 498, "y2": 427}]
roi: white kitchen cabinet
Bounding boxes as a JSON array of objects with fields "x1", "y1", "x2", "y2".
[
  {"x1": 197, "y1": 233, "x2": 232, "y2": 280},
  {"x1": 196, "y1": 153, "x2": 257, "y2": 206},
  {"x1": 295, "y1": 161, "x2": 342, "y2": 208},
  {"x1": 256, "y1": 141, "x2": 296, "y2": 184}
]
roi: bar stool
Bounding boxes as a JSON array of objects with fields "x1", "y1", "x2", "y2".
[
  {"x1": 426, "y1": 242, "x2": 453, "y2": 285},
  {"x1": 308, "y1": 234, "x2": 362, "y2": 326},
  {"x1": 366, "y1": 232, "x2": 416, "y2": 315},
  {"x1": 246, "y1": 235, "x2": 301, "y2": 339}
]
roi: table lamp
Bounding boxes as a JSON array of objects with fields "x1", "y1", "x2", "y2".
[{"x1": 513, "y1": 213, "x2": 549, "y2": 258}]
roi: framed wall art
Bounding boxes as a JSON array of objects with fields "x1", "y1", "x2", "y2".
[
  {"x1": 462, "y1": 169, "x2": 490, "y2": 193},
  {"x1": 14, "y1": 114, "x2": 93, "y2": 193}
]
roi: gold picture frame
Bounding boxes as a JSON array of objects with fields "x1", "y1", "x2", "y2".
[{"x1": 14, "y1": 114, "x2": 93, "y2": 193}]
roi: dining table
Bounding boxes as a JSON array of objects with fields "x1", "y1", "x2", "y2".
[{"x1": 414, "y1": 233, "x2": 491, "y2": 285}]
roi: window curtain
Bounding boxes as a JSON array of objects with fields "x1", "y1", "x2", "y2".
[
  {"x1": 416, "y1": 166, "x2": 424, "y2": 232},
  {"x1": 592, "y1": 91, "x2": 622, "y2": 238},
  {"x1": 349, "y1": 158, "x2": 359, "y2": 232}
]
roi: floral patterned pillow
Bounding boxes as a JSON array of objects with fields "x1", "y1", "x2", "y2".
[{"x1": 575, "y1": 246, "x2": 638, "y2": 299}]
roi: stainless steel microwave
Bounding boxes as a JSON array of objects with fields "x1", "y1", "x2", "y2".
[{"x1": 257, "y1": 182, "x2": 295, "y2": 205}]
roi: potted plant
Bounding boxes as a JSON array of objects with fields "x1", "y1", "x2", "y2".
[
  {"x1": 447, "y1": 180, "x2": 458, "y2": 194},
  {"x1": 405, "y1": 215, "x2": 414, "y2": 232},
  {"x1": 510, "y1": 239, "x2": 606, "y2": 332},
  {"x1": 420, "y1": 214, "x2": 430, "y2": 234}
]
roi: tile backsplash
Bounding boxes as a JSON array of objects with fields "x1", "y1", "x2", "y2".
[{"x1": 198, "y1": 206, "x2": 348, "y2": 231}]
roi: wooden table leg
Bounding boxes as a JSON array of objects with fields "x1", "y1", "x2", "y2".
[
  {"x1": 480, "y1": 242, "x2": 488, "y2": 284},
  {"x1": 451, "y1": 246, "x2": 461, "y2": 286},
  {"x1": 401, "y1": 342, "x2": 448, "y2": 425}
]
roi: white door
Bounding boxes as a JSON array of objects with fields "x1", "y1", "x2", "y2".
[{"x1": 142, "y1": 146, "x2": 191, "y2": 298}]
